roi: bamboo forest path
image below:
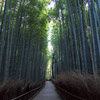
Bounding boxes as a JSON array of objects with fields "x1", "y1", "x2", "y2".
[
  {"x1": 0, "y1": 0, "x2": 100, "y2": 99},
  {"x1": 32, "y1": 81, "x2": 61, "y2": 100}
]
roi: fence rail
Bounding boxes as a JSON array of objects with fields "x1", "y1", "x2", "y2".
[
  {"x1": 56, "y1": 85, "x2": 86, "y2": 100},
  {"x1": 12, "y1": 83, "x2": 45, "y2": 100}
]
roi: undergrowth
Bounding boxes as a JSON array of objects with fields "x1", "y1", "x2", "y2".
[
  {"x1": 52, "y1": 71, "x2": 100, "y2": 100},
  {"x1": 0, "y1": 79, "x2": 45, "y2": 100}
]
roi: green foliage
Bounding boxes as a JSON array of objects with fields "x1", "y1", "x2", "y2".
[{"x1": 0, "y1": 0, "x2": 52, "y2": 82}]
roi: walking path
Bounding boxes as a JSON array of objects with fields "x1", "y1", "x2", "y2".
[{"x1": 32, "y1": 81, "x2": 61, "y2": 100}]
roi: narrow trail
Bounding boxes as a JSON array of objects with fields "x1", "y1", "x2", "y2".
[{"x1": 32, "y1": 81, "x2": 61, "y2": 100}]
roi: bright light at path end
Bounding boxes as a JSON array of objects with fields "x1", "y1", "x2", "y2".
[
  {"x1": 86, "y1": 3, "x2": 88, "y2": 7},
  {"x1": 48, "y1": 21, "x2": 53, "y2": 52},
  {"x1": 47, "y1": 1, "x2": 55, "y2": 9},
  {"x1": 48, "y1": 42, "x2": 53, "y2": 52}
]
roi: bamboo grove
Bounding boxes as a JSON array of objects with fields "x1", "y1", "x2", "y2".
[
  {"x1": 0, "y1": 0, "x2": 100, "y2": 84},
  {"x1": 51, "y1": 0, "x2": 100, "y2": 79},
  {"x1": 0, "y1": 0, "x2": 51, "y2": 83}
]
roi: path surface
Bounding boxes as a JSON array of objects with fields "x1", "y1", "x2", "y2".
[{"x1": 32, "y1": 81, "x2": 61, "y2": 100}]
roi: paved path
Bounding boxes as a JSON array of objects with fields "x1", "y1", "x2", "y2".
[{"x1": 32, "y1": 81, "x2": 61, "y2": 100}]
